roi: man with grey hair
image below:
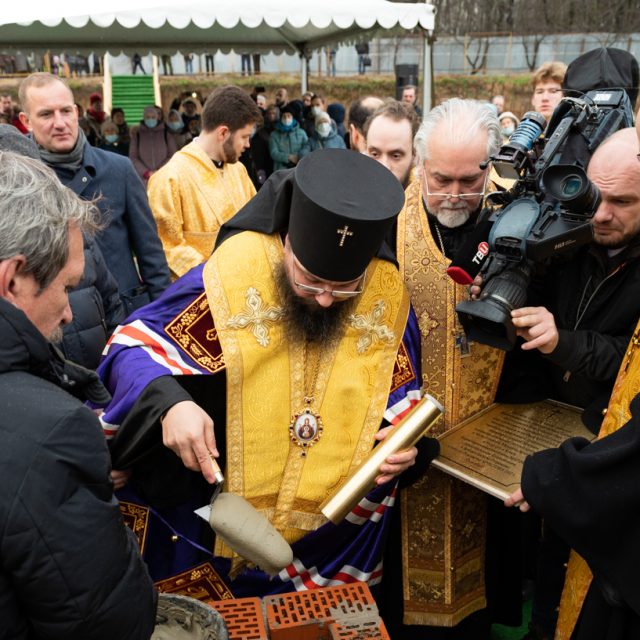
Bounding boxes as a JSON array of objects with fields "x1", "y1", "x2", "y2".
[
  {"x1": 382, "y1": 98, "x2": 505, "y2": 638},
  {"x1": 0, "y1": 152, "x2": 156, "y2": 638}
]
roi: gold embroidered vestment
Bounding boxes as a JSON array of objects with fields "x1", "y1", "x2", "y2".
[
  {"x1": 148, "y1": 141, "x2": 256, "y2": 278},
  {"x1": 396, "y1": 179, "x2": 504, "y2": 626},
  {"x1": 202, "y1": 231, "x2": 410, "y2": 558}
]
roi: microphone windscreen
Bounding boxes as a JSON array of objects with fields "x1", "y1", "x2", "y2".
[{"x1": 446, "y1": 219, "x2": 493, "y2": 285}]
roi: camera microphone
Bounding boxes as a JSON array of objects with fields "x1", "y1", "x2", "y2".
[{"x1": 446, "y1": 218, "x2": 494, "y2": 285}]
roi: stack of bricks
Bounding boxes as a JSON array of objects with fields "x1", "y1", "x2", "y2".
[
  {"x1": 263, "y1": 582, "x2": 390, "y2": 640},
  {"x1": 211, "y1": 596, "x2": 268, "y2": 640}
]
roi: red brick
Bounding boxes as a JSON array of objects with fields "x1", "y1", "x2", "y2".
[
  {"x1": 264, "y1": 582, "x2": 390, "y2": 640},
  {"x1": 209, "y1": 596, "x2": 268, "y2": 640}
]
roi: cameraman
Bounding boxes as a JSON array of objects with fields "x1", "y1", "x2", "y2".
[
  {"x1": 502, "y1": 127, "x2": 640, "y2": 426},
  {"x1": 498, "y1": 126, "x2": 640, "y2": 640}
]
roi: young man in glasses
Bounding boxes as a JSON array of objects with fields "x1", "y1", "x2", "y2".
[
  {"x1": 93, "y1": 149, "x2": 438, "y2": 605},
  {"x1": 383, "y1": 98, "x2": 507, "y2": 639}
]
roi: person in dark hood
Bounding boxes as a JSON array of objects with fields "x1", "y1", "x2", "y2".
[{"x1": 327, "y1": 102, "x2": 346, "y2": 139}]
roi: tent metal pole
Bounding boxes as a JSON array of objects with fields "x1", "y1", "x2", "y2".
[
  {"x1": 422, "y1": 28, "x2": 433, "y2": 114},
  {"x1": 301, "y1": 54, "x2": 308, "y2": 94},
  {"x1": 103, "y1": 52, "x2": 112, "y2": 114}
]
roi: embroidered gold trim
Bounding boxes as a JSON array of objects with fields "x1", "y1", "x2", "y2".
[
  {"x1": 154, "y1": 561, "x2": 233, "y2": 602},
  {"x1": 226, "y1": 286, "x2": 284, "y2": 347},
  {"x1": 349, "y1": 299, "x2": 395, "y2": 354},
  {"x1": 390, "y1": 341, "x2": 416, "y2": 393},
  {"x1": 119, "y1": 501, "x2": 149, "y2": 554},
  {"x1": 165, "y1": 292, "x2": 225, "y2": 373}
]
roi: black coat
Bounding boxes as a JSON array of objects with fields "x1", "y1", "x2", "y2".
[
  {"x1": 52, "y1": 144, "x2": 171, "y2": 315},
  {"x1": 59, "y1": 237, "x2": 125, "y2": 370},
  {"x1": 523, "y1": 393, "x2": 640, "y2": 634},
  {"x1": 499, "y1": 240, "x2": 640, "y2": 429},
  {"x1": 0, "y1": 298, "x2": 156, "y2": 639}
]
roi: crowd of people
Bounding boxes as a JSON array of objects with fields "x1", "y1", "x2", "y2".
[{"x1": 1, "y1": 46, "x2": 640, "y2": 640}]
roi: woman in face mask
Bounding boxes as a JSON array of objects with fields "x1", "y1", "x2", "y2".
[
  {"x1": 99, "y1": 120, "x2": 129, "y2": 156},
  {"x1": 499, "y1": 111, "x2": 520, "y2": 143},
  {"x1": 268, "y1": 104, "x2": 308, "y2": 171},
  {"x1": 129, "y1": 105, "x2": 178, "y2": 184},
  {"x1": 166, "y1": 109, "x2": 190, "y2": 150},
  {"x1": 299, "y1": 111, "x2": 347, "y2": 158}
]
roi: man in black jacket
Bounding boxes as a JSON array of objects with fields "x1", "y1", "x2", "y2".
[
  {"x1": 0, "y1": 151, "x2": 156, "y2": 639},
  {"x1": 502, "y1": 127, "x2": 640, "y2": 429},
  {"x1": 499, "y1": 126, "x2": 640, "y2": 640}
]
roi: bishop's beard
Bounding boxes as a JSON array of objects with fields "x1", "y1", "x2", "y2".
[{"x1": 276, "y1": 264, "x2": 356, "y2": 344}]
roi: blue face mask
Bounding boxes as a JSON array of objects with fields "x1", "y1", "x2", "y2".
[
  {"x1": 105, "y1": 134, "x2": 119, "y2": 144},
  {"x1": 168, "y1": 121, "x2": 183, "y2": 132},
  {"x1": 279, "y1": 119, "x2": 294, "y2": 131},
  {"x1": 144, "y1": 118, "x2": 158, "y2": 129}
]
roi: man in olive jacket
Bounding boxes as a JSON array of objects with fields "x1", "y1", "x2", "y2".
[{"x1": 0, "y1": 152, "x2": 156, "y2": 639}]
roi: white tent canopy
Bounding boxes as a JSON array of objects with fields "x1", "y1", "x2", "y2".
[
  {"x1": 0, "y1": 1, "x2": 434, "y2": 56},
  {"x1": 0, "y1": 1, "x2": 435, "y2": 103}
]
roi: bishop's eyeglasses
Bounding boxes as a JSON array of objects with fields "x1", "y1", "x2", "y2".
[{"x1": 293, "y1": 262, "x2": 366, "y2": 299}]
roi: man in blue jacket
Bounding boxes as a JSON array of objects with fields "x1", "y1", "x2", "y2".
[{"x1": 19, "y1": 73, "x2": 171, "y2": 315}]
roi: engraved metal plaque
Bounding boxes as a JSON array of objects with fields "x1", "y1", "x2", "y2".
[{"x1": 431, "y1": 400, "x2": 596, "y2": 500}]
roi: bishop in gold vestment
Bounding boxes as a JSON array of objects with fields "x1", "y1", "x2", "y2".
[{"x1": 97, "y1": 149, "x2": 437, "y2": 603}]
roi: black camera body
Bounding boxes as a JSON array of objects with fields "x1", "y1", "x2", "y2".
[{"x1": 456, "y1": 88, "x2": 635, "y2": 350}]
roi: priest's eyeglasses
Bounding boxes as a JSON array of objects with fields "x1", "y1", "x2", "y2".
[
  {"x1": 293, "y1": 262, "x2": 366, "y2": 299},
  {"x1": 424, "y1": 170, "x2": 489, "y2": 201}
]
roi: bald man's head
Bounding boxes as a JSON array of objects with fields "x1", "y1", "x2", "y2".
[
  {"x1": 589, "y1": 128, "x2": 639, "y2": 173},
  {"x1": 587, "y1": 127, "x2": 640, "y2": 249}
]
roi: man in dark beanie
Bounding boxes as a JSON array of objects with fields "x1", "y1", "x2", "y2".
[{"x1": 93, "y1": 149, "x2": 438, "y2": 603}]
